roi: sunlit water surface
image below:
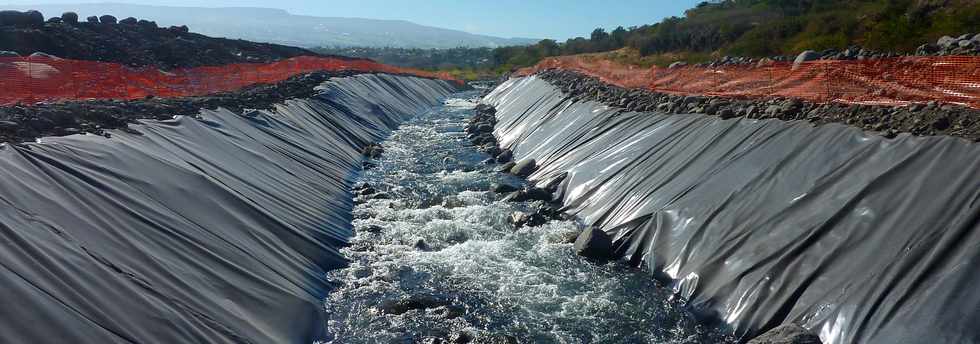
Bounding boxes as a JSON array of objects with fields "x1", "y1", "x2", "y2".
[{"x1": 323, "y1": 91, "x2": 735, "y2": 344}]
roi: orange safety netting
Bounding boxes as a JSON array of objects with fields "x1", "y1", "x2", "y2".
[
  {"x1": 0, "y1": 55, "x2": 460, "y2": 106},
  {"x1": 517, "y1": 55, "x2": 980, "y2": 109}
]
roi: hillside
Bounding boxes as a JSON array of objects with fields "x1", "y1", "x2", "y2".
[
  {"x1": 0, "y1": 10, "x2": 323, "y2": 69},
  {"x1": 626, "y1": 0, "x2": 980, "y2": 56},
  {"x1": 6, "y1": 3, "x2": 538, "y2": 49},
  {"x1": 488, "y1": 0, "x2": 980, "y2": 70}
]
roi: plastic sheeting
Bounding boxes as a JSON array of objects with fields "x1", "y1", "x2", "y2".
[
  {"x1": 483, "y1": 76, "x2": 980, "y2": 344},
  {"x1": 0, "y1": 74, "x2": 457, "y2": 343}
]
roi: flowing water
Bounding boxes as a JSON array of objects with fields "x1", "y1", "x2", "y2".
[{"x1": 324, "y1": 91, "x2": 735, "y2": 344}]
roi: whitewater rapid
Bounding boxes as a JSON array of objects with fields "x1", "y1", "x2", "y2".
[{"x1": 323, "y1": 92, "x2": 733, "y2": 343}]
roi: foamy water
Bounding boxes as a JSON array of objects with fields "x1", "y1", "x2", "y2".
[{"x1": 323, "y1": 92, "x2": 734, "y2": 343}]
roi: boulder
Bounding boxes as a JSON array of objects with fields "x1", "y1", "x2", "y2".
[
  {"x1": 765, "y1": 105, "x2": 783, "y2": 117},
  {"x1": 0, "y1": 51, "x2": 19, "y2": 57},
  {"x1": 573, "y1": 226, "x2": 615, "y2": 261},
  {"x1": 61, "y1": 12, "x2": 78, "y2": 24},
  {"x1": 361, "y1": 224, "x2": 383, "y2": 233},
  {"x1": 937, "y1": 35, "x2": 957, "y2": 48},
  {"x1": 46, "y1": 17, "x2": 62, "y2": 24},
  {"x1": 756, "y1": 57, "x2": 774, "y2": 67},
  {"x1": 86, "y1": 16, "x2": 98, "y2": 23},
  {"x1": 137, "y1": 19, "x2": 157, "y2": 28},
  {"x1": 98, "y1": 15, "x2": 117, "y2": 24},
  {"x1": 481, "y1": 145, "x2": 501, "y2": 157},
  {"x1": 169, "y1": 25, "x2": 189, "y2": 33},
  {"x1": 378, "y1": 295, "x2": 450, "y2": 315},
  {"x1": 510, "y1": 158, "x2": 536, "y2": 177},
  {"x1": 792, "y1": 50, "x2": 821, "y2": 70},
  {"x1": 354, "y1": 184, "x2": 376, "y2": 196},
  {"x1": 0, "y1": 10, "x2": 44, "y2": 28},
  {"x1": 915, "y1": 43, "x2": 938, "y2": 56},
  {"x1": 495, "y1": 162, "x2": 516, "y2": 173},
  {"x1": 490, "y1": 182, "x2": 519, "y2": 194},
  {"x1": 495, "y1": 149, "x2": 513, "y2": 163},
  {"x1": 362, "y1": 144, "x2": 383, "y2": 158},
  {"x1": 119, "y1": 17, "x2": 137, "y2": 25},
  {"x1": 476, "y1": 123, "x2": 493, "y2": 133},
  {"x1": 509, "y1": 211, "x2": 547, "y2": 228},
  {"x1": 502, "y1": 187, "x2": 552, "y2": 203},
  {"x1": 472, "y1": 133, "x2": 496, "y2": 146},
  {"x1": 474, "y1": 103, "x2": 496, "y2": 115},
  {"x1": 747, "y1": 324, "x2": 822, "y2": 344}
]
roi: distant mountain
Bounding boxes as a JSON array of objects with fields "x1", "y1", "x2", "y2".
[{"x1": 5, "y1": 3, "x2": 539, "y2": 49}]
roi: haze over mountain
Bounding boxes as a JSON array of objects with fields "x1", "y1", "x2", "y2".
[{"x1": 5, "y1": 3, "x2": 539, "y2": 48}]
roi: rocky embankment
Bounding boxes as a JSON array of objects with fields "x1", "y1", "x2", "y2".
[
  {"x1": 0, "y1": 9, "x2": 326, "y2": 68},
  {"x1": 535, "y1": 69, "x2": 980, "y2": 142},
  {"x1": 0, "y1": 70, "x2": 366, "y2": 143}
]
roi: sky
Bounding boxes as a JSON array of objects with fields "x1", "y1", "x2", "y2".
[{"x1": 0, "y1": 0, "x2": 704, "y2": 39}]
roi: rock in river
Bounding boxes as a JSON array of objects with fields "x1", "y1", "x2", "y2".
[
  {"x1": 574, "y1": 226, "x2": 615, "y2": 261},
  {"x1": 509, "y1": 158, "x2": 536, "y2": 177}
]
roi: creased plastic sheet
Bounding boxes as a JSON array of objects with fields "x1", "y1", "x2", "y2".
[
  {"x1": 0, "y1": 74, "x2": 457, "y2": 344},
  {"x1": 482, "y1": 76, "x2": 980, "y2": 344}
]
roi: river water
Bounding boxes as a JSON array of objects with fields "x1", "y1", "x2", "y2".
[{"x1": 323, "y1": 90, "x2": 735, "y2": 344}]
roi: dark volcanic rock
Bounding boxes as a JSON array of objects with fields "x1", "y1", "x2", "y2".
[
  {"x1": 0, "y1": 10, "x2": 44, "y2": 28},
  {"x1": 98, "y1": 15, "x2": 117, "y2": 24},
  {"x1": 502, "y1": 186, "x2": 552, "y2": 203},
  {"x1": 495, "y1": 162, "x2": 516, "y2": 173},
  {"x1": 573, "y1": 226, "x2": 615, "y2": 261},
  {"x1": 509, "y1": 211, "x2": 547, "y2": 228},
  {"x1": 495, "y1": 149, "x2": 513, "y2": 163},
  {"x1": 378, "y1": 295, "x2": 451, "y2": 315},
  {"x1": 748, "y1": 324, "x2": 822, "y2": 344},
  {"x1": 60, "y1": 12, "x2": 78, "y2": 24},
  {"x1": 137, "y1": 20, "x2": 157, "y2": 29},
  {"x1": 510, "y1": 158, "x2": 536, "y2": 177},
  {"x1": 362, "y1": 144, "x2": 384, "y2": 159},
  {"x1": 85, "y1": 16, "x2": 98, "y2": 23},
  {"x1": 490, "y1": 182, "x2": 519, "y2": 194}
]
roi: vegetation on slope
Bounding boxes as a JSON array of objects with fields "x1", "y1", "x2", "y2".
[{"x1": 495, "y1": 0, "x2": 979, "y2": 68}]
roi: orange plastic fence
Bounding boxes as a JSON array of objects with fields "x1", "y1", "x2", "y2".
[
  {"x1": 0, "y1": 55, "x2": 460, "y2": 106},
  {"x1": 518, "y1": 55, "x2": 980, "y2": 109}
]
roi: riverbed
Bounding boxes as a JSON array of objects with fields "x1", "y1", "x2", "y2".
[{"x1": 323, "y1": 91, "x2": 734, "y2": 344}]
